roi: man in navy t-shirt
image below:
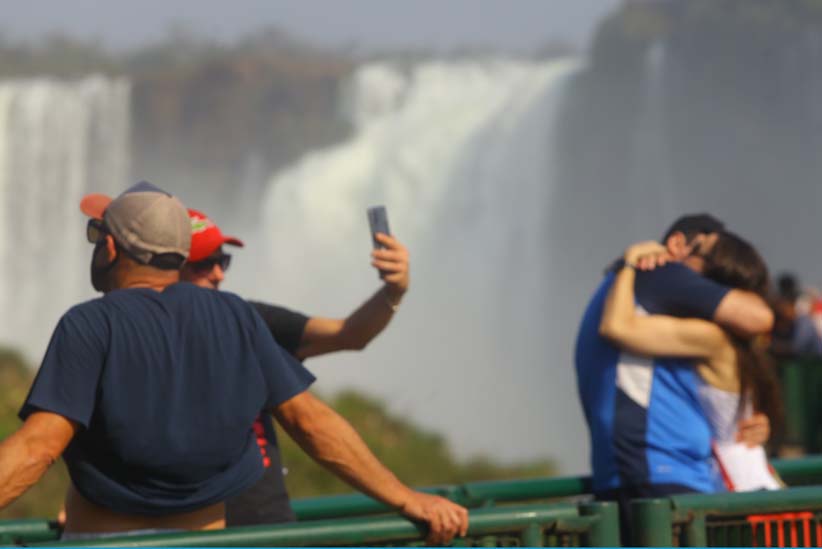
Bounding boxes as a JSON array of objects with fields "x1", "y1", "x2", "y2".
[
  {"x1": 0, "y1": 182, "x2": 468, "y2": 545},
  {"x1": 574, "y1": 214, "x2": 774, "y2": 540}
]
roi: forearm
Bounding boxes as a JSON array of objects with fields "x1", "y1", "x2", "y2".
[
  {"x1": 0, "y1": 431, "x2": 57, "y2": 509},
  {"x1": 0, "y1": 412, "x2": 75, "y2": 510},
  {"x1": 297, "y1": 286, "x2": 398, "y2": 359},
  {"x1": 339, "y1": 286, "x2": 398, "y2": 349},
  {"x1": 274, "y1": 393, "x2": 413, "y2": 510},
  {"x1": 600, "y1": 265, "x2": 638, "y2": 340}
]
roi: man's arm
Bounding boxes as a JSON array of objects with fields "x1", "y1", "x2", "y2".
[
  {"x1": 0, "y1": 412, "x2": 76, "y2": 510},
  {"x1": 296, "y1": 233, "x2": 409, "y2": 360},
  {"x1": 713, "y1": 289, "x2": 774, "y2": 338},
  {"x1": 273, "y1": 392, "x2": 468, "y2": 545}
]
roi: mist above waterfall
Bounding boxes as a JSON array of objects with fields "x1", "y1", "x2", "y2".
[{"x1": 224, "y1": 58, "x2": 588, "y2": 471}]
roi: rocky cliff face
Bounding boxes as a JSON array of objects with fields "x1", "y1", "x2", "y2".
[{"x1": 553, "y1": 0, "x2": 822, "y2": 280}]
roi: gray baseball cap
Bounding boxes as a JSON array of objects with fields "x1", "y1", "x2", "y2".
[{"x1": 80, "y1": 181, "x2": 191, "y2": 266}]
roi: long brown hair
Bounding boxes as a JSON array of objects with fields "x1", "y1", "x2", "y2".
[{"x1": 702, "y1": 231, "x2": 783, "y2": 430}]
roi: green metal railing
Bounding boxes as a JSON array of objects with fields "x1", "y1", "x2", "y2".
[
  {"x1": 779, "y1": 358, "x2": 822, "y2": 453},
  {"x1": 3, "y1": 456, "x2": 822, "y2": 546},
  {"x1": 631, "y1": 486, "x2": 822, "y2": 547},
  {"x1": 291, "y1": 457, "x2": 822, "y2": 521},
  {"x1": 29, "y1": 502, "x2": 619, "y2": 548},
  {"x1": 292, "y1": 474, "x2": 592, "y2": 521},
  {"x1": 0, "y1": 519, "x2": 59, "y2": 545}
]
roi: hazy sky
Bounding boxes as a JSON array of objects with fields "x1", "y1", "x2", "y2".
[{"x1": 2, "y1": 1, "x2": 621, "y2": 53}]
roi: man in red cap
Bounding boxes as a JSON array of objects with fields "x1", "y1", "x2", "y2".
[{"x1": 180, "y1": 208, "x2": 410, "y2": 527}]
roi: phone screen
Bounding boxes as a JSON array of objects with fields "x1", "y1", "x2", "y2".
[{"x1": 367, "y1": 206, "x2": 390, "y2": 249}]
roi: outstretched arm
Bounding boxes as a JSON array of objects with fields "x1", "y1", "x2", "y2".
[
  {"x1": 0, "y1": 412, "x2": 76, "y2": 510},
  {"x1": 600, "y1": 242, "x2": 728, "y2": 360},
  {"x1": 296, "y1": 233, "x2": 409, "y2": 360},
  {"x1": 273, "y1": 392, "x2": 468, "y2": 545}
]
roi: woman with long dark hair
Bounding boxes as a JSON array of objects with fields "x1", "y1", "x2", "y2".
[{"x1": 600, "y1": 232, "x2": 783, "y2": 491}]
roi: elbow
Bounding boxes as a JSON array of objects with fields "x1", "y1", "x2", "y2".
[
  {"x1": 599, "y1": 316, "x2": 635, "y2": 347},
  {"x1": 599, "y1": 320, "x2": 619, "y2": 342},
  {"x1": 337, "y1": 330, "x2": 371, "y2": 352},
  {"x1": 346, "y1": 339, "x2": 369, "y2": 352},
  {"x1": 736, "y1": 306, "x2": 775, "y2": 336},
  {"x1": 755, "y1": 307, "x2": 775, "y2": 334}
]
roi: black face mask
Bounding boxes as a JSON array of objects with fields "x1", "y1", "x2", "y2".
[{"x1": 90, "y1": 241, "x2": 120, "y2": 292}]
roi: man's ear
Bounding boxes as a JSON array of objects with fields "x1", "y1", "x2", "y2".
[
  {"x1": 665, "y1": 231, "x2": 688, "y2": 259},
  {"x1": 104, "y1": 234, "x2": 118, "y2": 263}
]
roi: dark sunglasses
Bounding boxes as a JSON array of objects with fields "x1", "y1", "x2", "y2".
[
  {"x1": 87, "y1": 218, "x2": 109, "y2": 244},
  {"x1": 188, "y1": 253, "x2": 232, "y2": 273}
]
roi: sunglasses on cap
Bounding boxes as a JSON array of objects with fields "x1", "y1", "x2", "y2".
[
  {"x1": 188, "y1": 253, "x2": 232, "y2": 273},
  {"x1": 87, "y1": 218, "x2": 109, "y2": 244}
]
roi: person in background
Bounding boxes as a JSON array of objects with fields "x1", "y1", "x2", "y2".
[
  {"x1": 574, "y1": 213, "x2": 774, "y2": 543},
  {"x1": 181, "y1": 208, "x2": 410, "y2": 527},
  {"x1": 600, "y1": 234, "x2": 784, "y2": 492},
  {"x1": 0, "y1": 182, "x2": 467, "y2": 545},
  {"x1": 771, "y1": 273, "x2": 822, "y2": 358}
]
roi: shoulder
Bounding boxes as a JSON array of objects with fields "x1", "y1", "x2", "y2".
[
  {"x1": 635, "y1": 263, "x2": 730, "y2": 317},
  {"x1": 167, "y1": 282, "x2": 247, "y2": 308},
  {"x1": 248, "y1": 300, "x2": 293, "y2": 316},
  {"x1": 61, "y1": 296, "x2": 111, "y2": 325},
  {"x1": 636, "y1": 262, "x2": 700, "y2": 285},
  {"x1": 247, "y1": 301, "x2": 307, "y2": 323}
]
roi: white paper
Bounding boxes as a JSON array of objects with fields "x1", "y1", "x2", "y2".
[{"x1": 714, "y1": 442, "x2": 781, "y2": 491}]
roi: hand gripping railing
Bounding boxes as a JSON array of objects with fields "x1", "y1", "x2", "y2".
[
  {"x1": 30, "y1": 502, "x2": 619, "y2": 548},
  {"x1": 631, "y1": 486, "x2": 822, "y2": 547}
]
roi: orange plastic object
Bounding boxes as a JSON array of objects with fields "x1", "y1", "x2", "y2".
[{"x1": 747, "y1": 512, "x2": 817, "y2": 547}]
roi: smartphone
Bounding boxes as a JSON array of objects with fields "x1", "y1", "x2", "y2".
[{"x1": 367, "y1": 206, "x2": 391, "y2": 249}]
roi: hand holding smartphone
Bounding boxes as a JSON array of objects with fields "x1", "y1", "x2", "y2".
[{"x1": 367, "y1": 205, "x2": 391, "y2": 249}]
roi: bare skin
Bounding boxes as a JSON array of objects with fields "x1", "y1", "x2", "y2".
[
  {"x1": 275, "y1": 392, "x2": 468, "y2": 545},
  {"x1": 180, "y1": 232, "x2": 410, "y2": 360},
  {"x1": 601, "y1": 240, "x2": 769, "y2": 446}
]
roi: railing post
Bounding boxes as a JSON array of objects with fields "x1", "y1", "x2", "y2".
[
  {"x1": 681, "y1": 512, "x2": 707, "y2": 547},
  {"x1": 521, "y1": 523, "x2": 544, "y2": 547},
  {"x1": 631, "y1": 498, "x2": 674, "y2": 547},
  {"x1": 579, "y1": 501, "x2": 621, "y2": 547}
]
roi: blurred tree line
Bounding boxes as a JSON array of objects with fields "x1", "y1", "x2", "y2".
[
  {"x1": 0, "y1": 347, "x2": 553, "y2": 520},
  {"x1": 0, "y1": 26, "x2": 353, "y2": 218}
]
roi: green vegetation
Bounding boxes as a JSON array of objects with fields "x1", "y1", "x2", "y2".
[
  {"x1": 0, "y1": 347, "x2": 553, "y2": 520},
  {"x1": 277, "y1": 390, "x2": 554, "y2": 498},
  {"x1": 0, "y1": 349, "x2": 69, "y2": 520}
]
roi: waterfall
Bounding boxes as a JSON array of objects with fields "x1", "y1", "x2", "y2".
[
  {"x1": 0, "y1": 76, "x2": 130, "y2": 362},
  {"x1": 244, "y1": 58, "x2": 588, "y2": 471}
]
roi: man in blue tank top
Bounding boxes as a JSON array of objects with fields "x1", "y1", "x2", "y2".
[
  {"x1": 0, "y1": 182, "x2": 468, "y2": 545},
  {"x1": 574, "y1": 214, "x2": 774, "y2": 541}
]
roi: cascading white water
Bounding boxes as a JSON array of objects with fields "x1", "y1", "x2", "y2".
[
  {"x1": 0, "y1": 76, "x2": 130, "y2": 362},
  {"x1": 245, "y1": 58, "x2": 590, "y2": 471}
]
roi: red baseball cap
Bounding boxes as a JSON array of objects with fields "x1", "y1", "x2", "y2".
[{"x1": 187, "y1": 209, "x2": 244, "y2": 262}]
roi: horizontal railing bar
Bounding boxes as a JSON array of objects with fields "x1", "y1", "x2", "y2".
[
  {"x1": 38, "y1": 503, "x2": 581, "y2": 548},
  {"x1": 0, "y1": 518, "x2": 59, "y2": 543},
  {"x1": 669, "y1": 486, "x2": 822, "y2": 520}
]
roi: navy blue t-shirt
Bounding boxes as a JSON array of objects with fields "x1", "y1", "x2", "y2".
[
  {"x1": 575, "y1": 263, "x2": 730, "y2": 493},
  {"x1": 20, "y1": 282, "x2": 315, "y2": 516}
]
